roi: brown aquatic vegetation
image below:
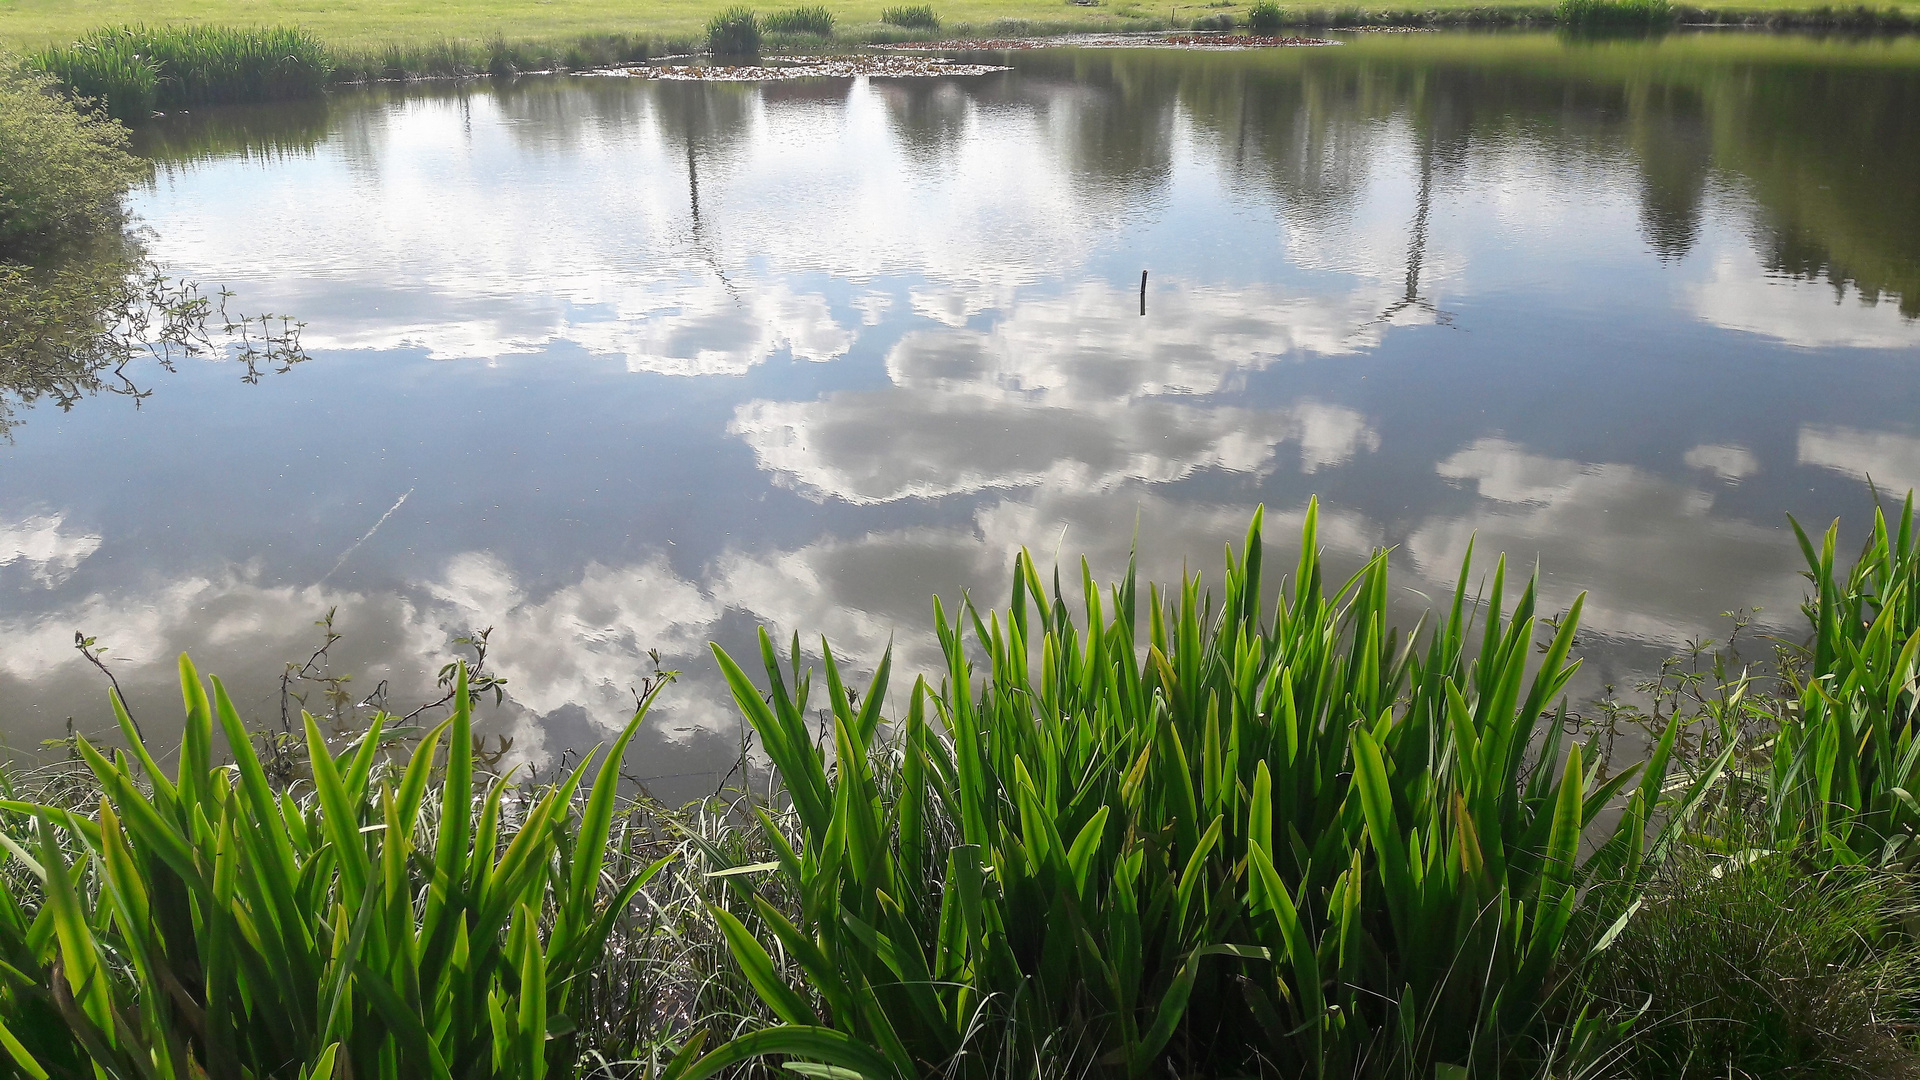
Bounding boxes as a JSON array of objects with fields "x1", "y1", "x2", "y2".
[
  {"x1": 1159, "y1": 32, "x2": 1339, "y2": 43},
  {"x1": 589, "y1": 54, "x2": 1011, "y2": 79},
  {"x1": 879, "y1": 31, "x2": 1336, "y2": 48}
]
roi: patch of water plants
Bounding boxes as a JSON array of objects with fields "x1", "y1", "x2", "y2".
[
  {"x1": 690, "y1": 505, "x2": 1672, "y2": 1078},
  {"x1": 29, "y1": 25, "x2": 331, "y2": 122},
  {"x1": 0, "y1": 666, "x2": 681, "y2": 1079},
  {"x1": 763, "y1": 6, "x2": 838, "y2": 37},
  {"x1": 1249, "y1": 2, "x2": 1288, "y2": 31},
  {"x1": 1554, "y1": 0, "x2": 1674, "y2": 25},
  {"x1": 19, "y1": 28, "x2": 687, "y2": 120},
  {"x1": 4, "y1": 496, "x2": 1920, "y2": 1078},
  {"x1": 882, "y1": 5, "x2": 946, "y2": 29},
  {"x1": 707, "y1": 8, "x2": 766, "y2": 58}
]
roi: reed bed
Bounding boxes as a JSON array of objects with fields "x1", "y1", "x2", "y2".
[
  {"x1": 763, "y1": 6, "x2": 838, "y2": 35},
  {"x1": 1248, "y1": 1, "x2": 1288, "y2": 30},
  {"x1": 706, "y1": 9, "x2": 765, "y2": 58},
  {"x1": 30, "y1": 25, "x2": 331, "y2": 120},
  {"x1": 689, "y1": 504, "x2": 1707, "y2": 1079},
  {"x1": 20, "y1": 27, "x2": 685, "y2": 119},
  {"x1": 0, "y1": 663, "x2": 693, "y2": 1079},
  {"x1": 325, "y1": 33, "x2": 677, "y2": 82},
  {"x1": 1765, "y1": 493, "x2": 1920, "y2": 865},
  {"x1": 1554, "y1": 0, "x2": 1676, "y2": 24},
  {"x1": 882, "y1": 5, "x2": 946, "y2": 28}
]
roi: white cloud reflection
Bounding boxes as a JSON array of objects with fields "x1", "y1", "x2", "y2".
[
  {"x1": 418, "y1": 552, "x2": 720, "y2": 717},
  {"x1": 1415, "y1": 438, "x2": 1802, "y2": 645},
  {"x1": 0, "y1": 552, "x2": 729, "y2": 763},
  {"x1": 1690, "y1": 253, "x2": 1920, "y2": 350},
  {"x1": 1, "y1": 446, "x2": 1812, "y2": 764},
  {"x1": 0, "y1": 570, "x2": 384, "y2": 690},
  {"x1": 0, "y1": 514, "x2": 102, "y2": 588},
  {"x1": 1684, "y1": 443, "x2": 1759, "y2": 483},
  {"x1": 732, "y1": 279, "x2": 1391, "y2": 504},
  {"x1": 137, "y1": 80, "x2": 1104, "y2": 368},
  {"x1": 0, "y1": 488, "x2": 1371, "y2": 754},
  {"x1": 734, "y1": 394, "x2": 1308, "y2": 504},
  {"x1": 248, "y1": 274, "x2": 855, "y2": 374},
  {"x1": 1798, "y1": 425, "x2": 1920, "y2": 496}
]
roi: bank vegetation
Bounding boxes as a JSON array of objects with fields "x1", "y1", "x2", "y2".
[{"x1": 4, "y1": 496, "x2": 1920, "y2": 1079}]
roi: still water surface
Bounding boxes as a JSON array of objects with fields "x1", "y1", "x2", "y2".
[{"x1": 4, "y1": 32, "x2": 1918, "y2": 794}]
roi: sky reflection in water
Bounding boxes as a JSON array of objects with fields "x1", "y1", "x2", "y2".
[{"x1": 4, "y1": 34, "x2": 1919, "y2": 796}]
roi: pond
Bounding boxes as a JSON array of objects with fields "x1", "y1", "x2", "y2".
[{"x1": 3, "y1": 31, "x2": 1917, "y2": 797}]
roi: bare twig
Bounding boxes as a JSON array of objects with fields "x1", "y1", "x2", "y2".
[{"x1": 73, "y1": 631, "x2": 142, "y2": 743}]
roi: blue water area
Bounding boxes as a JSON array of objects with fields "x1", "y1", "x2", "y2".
[{"x1": 4, "y1": 34, "x2": 1917, "y2": 798}]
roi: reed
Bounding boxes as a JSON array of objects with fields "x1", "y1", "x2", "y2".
[
  {"x1": 1248, "y1": 1, "x2": 1288, "y2": 30},
  {"x1": 763, "y1": 5, "x2": 838, "y2": 34},
  {"x1": 1554, "y1": 0, "x2": 1675, "y2": 24},
  {"x1": 706, "y1": 8, "x2": 764, "y2": 57},
  {"x1": 323, "y1": 33, "x2": 680, "y2": 81},
  {"x1": 0, "y1": 659, "x2": 678, "y2": 1079},
  {"x1": 1760, "y1": 493, "x2": 1920, "y2": 866},
  {"x1": 31, "y1": 25, "x2": 330, "y2": 121},
  {"x1": 881, "y1": 4, "x2": 944, "y2": 28},
  {"x1": 691, "y1": 503, "x2": 1719, "y2": 1079}
]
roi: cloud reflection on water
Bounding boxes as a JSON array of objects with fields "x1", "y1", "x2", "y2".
[
  {"x1": 2, "y1": 432, "x2": 1819, "y2": 762},
  {"x1": 12, "y1": 42, "x2": 1917, "y2": 774},
  {"x1": 1689, "y1": 252, "x2": 1920, "y2": 350},
  {"x1": 1414, "y1": 438, "x2": 1803, "y2": 646},
  {"x1": 733, "y1": 278, "x2": 1392, "y2": 504},
  {"x1": 1798, "y1": 426, "x2": 1920, "y2": 497},
  {"x1": 0, "y1": 514, "x2": 103, "y2": 589}
]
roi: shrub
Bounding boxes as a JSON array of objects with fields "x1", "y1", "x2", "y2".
[
  {"x1": 0, "y1": 59, "x2": 146, "y2": 254},
  {"x1": 0, "y1": 238, "x2": 157, "y2": 439},
  {"x1": 882, "y1": 3, "x2": 943, "y2": 28},
  {"x1": 691, "y1": 506, "x2": 1702, "y2": 1079},
  {"x1": 707, "y1": 7, "x2": 764, "y2": 57},
  {"x1": 763, "y1": 4, "x2": 837, "y2": 34},
  {"x1": 1248, "y1": 0, "x2": 1287, "y2": 30},
  {"x1": 33, "y1": 24, "x2": 330, "y2": 121}
]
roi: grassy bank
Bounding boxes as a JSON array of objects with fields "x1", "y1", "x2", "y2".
[
  {"x1": 0, "y1": 0, "x2": 1144, "y2": 55},
  {"x1": 10, "y1": 3, "x2": 1920, "y2": 123},
  {"x1": 4, "y1": 496, "x2": 1920, "y2": 1078},
  {"x1": 5, "y1": 0, "x2": 1920, "y2": 62}
]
